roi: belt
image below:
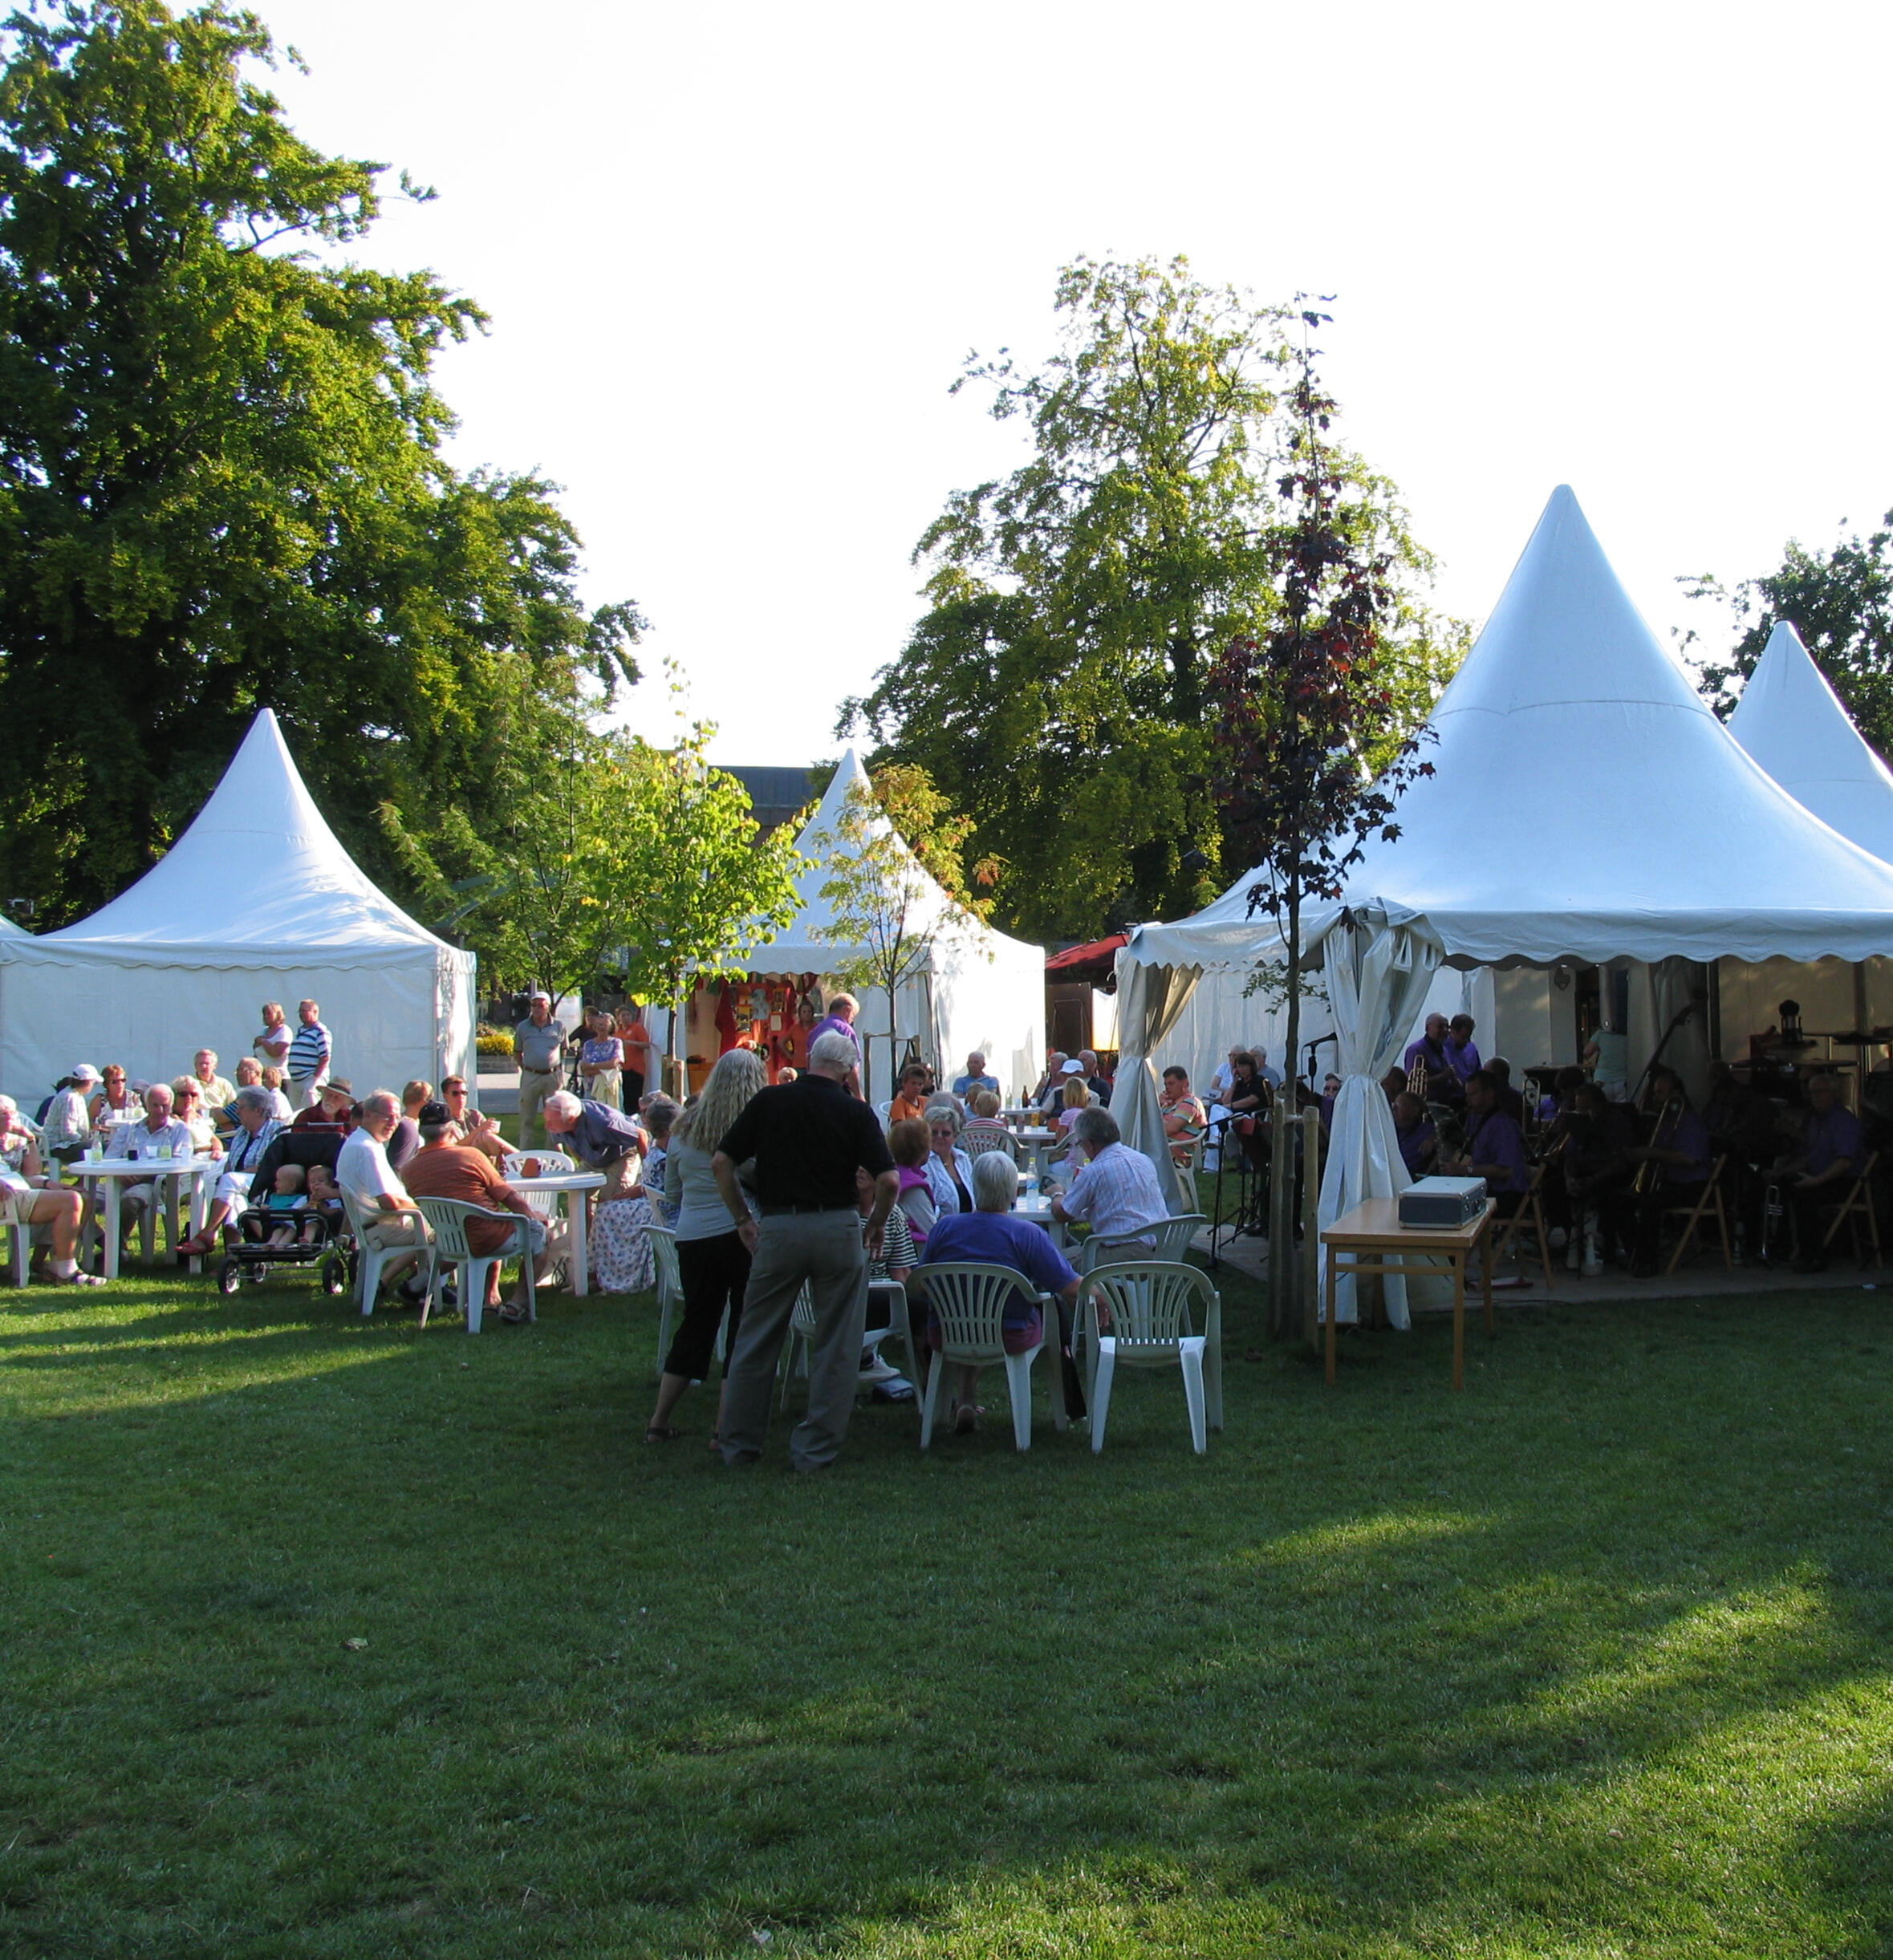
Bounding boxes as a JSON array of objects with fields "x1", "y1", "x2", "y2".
[
  {"x1": 520, "y1": 1065, "x2": 556, "y2": 1076},
  {"x1": 758, "y1": 1203, "x2": 855, "y2": 1216}
]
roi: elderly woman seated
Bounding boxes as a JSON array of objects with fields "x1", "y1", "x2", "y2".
[
  {"x1": 916, "y1": 1150, "x2": 1081, "y2": 1434},
  {"x1": 924, "y1": 1100, "x2": 975, "y2": 1218}
]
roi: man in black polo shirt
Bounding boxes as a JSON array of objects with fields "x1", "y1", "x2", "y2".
[{"x1": 712, "y1": 1029, "x2": 898, "y2": 1470}]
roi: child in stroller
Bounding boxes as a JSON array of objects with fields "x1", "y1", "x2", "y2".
[{"x1": 214, "y1": 1130, "x2": 351, "y2": 1295}]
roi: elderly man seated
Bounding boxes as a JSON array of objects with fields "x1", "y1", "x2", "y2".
[
  {"x1": 953, "y1": 1051, "x2": 1001, "y2": 1102},
  {"x1": 190, "y1": 1050, "x2": 236, "y2": 1123},
  {"x1": 1051, "y1": 1106, "x2": 1170, "y2": 1258},
  {"x1": 292, "y1": 1078, "x2": 357, "y2": 1135},
  {"x1": 115, "y1": 1083, "x2": 197, "y2": 1248},
  {"x1": 400, "y1": 1099, "x2": 546, "y2": 1322},
  {"x1": 177, "y1": 1086, "x2": 284, "y2": 1255},
  {"x1": 335, "y1": 1091, "x2": 430, "y2": 1302},
  {"x1": 0, "y1": 1095, "x2": 102, "y2": 1285},
  {"x1": 917, "y1": 1150, "x2": 1083, "y2": 1434}
]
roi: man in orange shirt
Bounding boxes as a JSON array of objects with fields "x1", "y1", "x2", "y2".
[{"x1": 400, "y1": 1100, "x2": 545, "y2": 1323}]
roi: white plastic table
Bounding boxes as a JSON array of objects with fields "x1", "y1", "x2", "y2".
[
  {"x1": 1014, "y1": 1126, "x2": 1059, "y2": 1177},
  {"x1": 76, "y1": 1155, "x2": 213, "y2": 1279},
  {"x1": 507, "y1": 1171, "x2": 607, "y2": 1295}
]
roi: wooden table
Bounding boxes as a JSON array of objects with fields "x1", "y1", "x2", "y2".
[{"x1": 1320, "y1": 1196, "x2": 1496, "y2": 1391}]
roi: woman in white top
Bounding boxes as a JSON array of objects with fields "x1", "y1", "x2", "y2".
[
  {"x1": 923, "y1": 1102, "x2": 976, "y2": 1216},
  {"x1": 643, "y1": 1049, "x2": 766, "y2": 1447},
  {"x1": 254, "y1": 1002, "x2": 292, "y2": 1073}
]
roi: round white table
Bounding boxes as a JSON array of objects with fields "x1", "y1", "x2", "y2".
[
  {"x1": 507, "y1": 1171, "x2": 607, "y2": 1294},
  {"x1": 75, "y1": 1154, "x2": 213, "y2": 1278}
]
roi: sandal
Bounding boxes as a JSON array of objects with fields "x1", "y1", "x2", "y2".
[
  {"x1": 47, "y1": 1269, "x2": 107, "y2": 1288},
  {"x1": 644, "y1": 1424, "x2": 682, "y2": 1444},
  {"x1": 498, "y1": 1301, "x2": 530, "y2": 1325},
  {"x1": 953, "y1": 1401, "x2": 982, "y2": 1436}
]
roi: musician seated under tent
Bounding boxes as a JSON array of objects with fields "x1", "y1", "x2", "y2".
[
  {"x1": 1774, "y1": 1072, "x2": 1862, "y2": 1274},
  {"x1": 1603, "y1": 1064, "x2": 1712, "y2": 1277}
]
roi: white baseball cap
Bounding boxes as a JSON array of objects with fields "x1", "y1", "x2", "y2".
[{"x1": 1060, "y1": 1058, "x2": 1085, "y2": 1075}]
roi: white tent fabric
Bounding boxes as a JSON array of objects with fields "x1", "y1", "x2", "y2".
[
  {"x1": 1122, "y1": 485, "x2": 1893, "y2": 1307},
  {"x1": 0, "y1": 710, "x2": 476, "y2": 1102},
  {"x1": 1317, "y1": 914, "x2": 1444, "y2": 1325},
  {"x1": 702, "y1": 750, "x2": 1044, "y2": 1102},
  {"x1": 1111, "y1": 957, "x2": 1199, "y2": 1212},
  {"x1": 1728, "y1": 620, "x2": 1893, "y2": 867}
]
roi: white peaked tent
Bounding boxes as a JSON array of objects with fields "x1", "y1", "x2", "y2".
[
  {"x1": 0, "y1": 710, "x2": 477, "y2": 1101},
  {"x1": 1119, "y1": 486, "x2": 1893, "y2": 1318},
  {"x1": 1728, "y1": 620, "x2": 1893, "y2": 865},
  {"x1": 696, "y1": 751, "x2": 1044, "y2": 1102}
]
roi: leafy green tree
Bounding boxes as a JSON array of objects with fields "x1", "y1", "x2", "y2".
[
  {"x1": 611, "y1": 724, "x2": 807, "y2": 1098},
  {"x1": 388, "y1": 708, "x2": 806, "y2": 1092},
  {"x1": 1682, "y1": 512, "x2": 1893, "y2": 754},
  {"x1": 840, "y1": 255, "x2": 1458, "y2": 943},
  {"x1": 814, "y1": 768, "x2": 988, "y2": 1092},
  {"x1": 0, "y1": 1, "x2": 640, "y2": 923}
]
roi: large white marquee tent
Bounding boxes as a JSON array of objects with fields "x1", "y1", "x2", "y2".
[
  {"x1": 668, "y1": 751, "x2": 1045, "y2": 1102},
  {"x1": 1117, "y1": 486, "x2": 1893, "y2": 1317},
  {"x1": 0, "y1": 710, "x2": 477, "y2": 1102}
]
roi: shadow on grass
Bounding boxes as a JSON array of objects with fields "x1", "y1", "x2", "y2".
[{"x1": 2, "y1": 1275, "x2": 1891, "y2": 1955}]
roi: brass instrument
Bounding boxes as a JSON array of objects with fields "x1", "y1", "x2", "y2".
[
  {"x1": 1630, "y1": 1093, "x2": 1686, "y2": 1197},
  {"x1": 1407, "y1": 1049, "x2": 1430, "y2": 1098}
]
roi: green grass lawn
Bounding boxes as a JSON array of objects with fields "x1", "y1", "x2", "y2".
[{"x1": 4, "y1": 1256, "x2": 1892, "y2": 1957}]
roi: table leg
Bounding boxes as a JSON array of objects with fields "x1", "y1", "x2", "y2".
[
  {"x1": 1481, "y1": 1215, "x2": 1495, "y2": 1333},
  {"x1": 1452, "y1": 1251, "x2": 1465, "y2": 1393},
  {"x1": 1325, "y1": 1248, "x2": 1339, "y2": 1386},
  {"x1": 569, "y1": 1190, "x2": 590, "y2": 1297},
  {"x1": 163, "y1": 1179, "x2": 181, "y2": 1264},
  {"x1": 104, "y1": 1180, "x2": 121, "y2": 1283},
  {"x1": 187, "y1": 1170, "x2": 209, "y2": 1276}
]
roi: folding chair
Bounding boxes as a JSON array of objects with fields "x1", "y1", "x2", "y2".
[
  {"x1": 1821, "y1": 1150, "x2": 1883, "y2": 1269},
  {"x1": 1493, "y1": 1161, "x2": 1555, "y2": 1290},
  {"x1": 1663, "y1": 1154, "x2": 1733, "y2": 1275}
]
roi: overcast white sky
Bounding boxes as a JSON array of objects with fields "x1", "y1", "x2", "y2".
[{"x1": 258, "y1": 0, "x2": 1893, "y2": 766}]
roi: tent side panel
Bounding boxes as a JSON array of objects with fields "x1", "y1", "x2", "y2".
[{"x1": 0, "y1": 953, "x2": 451, "y2": 1109}]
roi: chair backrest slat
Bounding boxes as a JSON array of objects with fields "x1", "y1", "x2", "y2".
[
  {"x1": 1083, "y1": 1260, "x2": 1215, "y2": 1351},
  {"x1": 920, "y1": 1261, "x2": 1042, "y2": 1356}
]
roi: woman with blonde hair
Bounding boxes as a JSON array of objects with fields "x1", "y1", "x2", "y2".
[{"x1": 644, "y1": 1047, "x2": 768, "y2": 1446}]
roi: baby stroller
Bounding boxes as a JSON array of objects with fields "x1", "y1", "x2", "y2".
[{"x1": 214, "y1": 1130, "x2": 353, "y2": 1297}]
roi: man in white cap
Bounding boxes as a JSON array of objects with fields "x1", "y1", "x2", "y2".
[
  {"x1": 41, "y1": 1065, "x2": 100, "y2": 1165},
  {"x1": 514, "y1": 991, "x2": 567, "y2": 1146}
]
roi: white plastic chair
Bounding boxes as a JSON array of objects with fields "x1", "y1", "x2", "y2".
[
  {"x1": 1077, "y1": 1213, "x2": 1207, "y2": 1273},
  {"x1": 1080, "y1": 1261, "x2": 1223, "y2": 1455},
  {"x1": 648, "y1": 1224, "x2": 684, "y2": 1378},
  {"x1": 412, "y1": 1195, "x2": 536, "y2": 1334},
  {"x1": 960, "y1": 1124, "x2": 1018, "y2": 1163},
  {"x1": 501, "y1": 1150, "x2": 575, "y2": 1178},
  {"x1": 863, "y1": 1278, "x2": 922, "y2": 1398},
  {"x1": 915, "y1": 1262, "x2": 1066, "y2": 1451},
  {"x1": 339, "y1": 1187, "x2": 434, "y2": 1320},
  {"x1": 6, "y1": 1212, "x2": 30, "y2": 1286}
]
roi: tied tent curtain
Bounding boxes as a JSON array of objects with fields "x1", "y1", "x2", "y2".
[
  {"x1": 1316, "y1": 911, "x2": 1443, "y2": 1326},
  {"x1": 1111, "y1": 952, "x2": 1203, "y2": 1211}
]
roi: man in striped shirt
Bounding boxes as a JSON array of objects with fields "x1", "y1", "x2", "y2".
[{"x1": 286, "y1": 999, "x2": 332, "y2": 1109}]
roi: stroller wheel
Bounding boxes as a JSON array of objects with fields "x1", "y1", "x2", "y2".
[
  {"x1": 217, "y1": 1257, "x2": 242, "y2": 1297},
  {"x1": 320, "y1": 1254, "x2": 347, "y2": 1297}
]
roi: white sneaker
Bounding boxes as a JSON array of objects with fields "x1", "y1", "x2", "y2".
[
  {"x1": 858, "y1": 1352, "x2": 900, "y2": 1384},
  {"x1": 1581, "y1": 1252, "x2": 1604, "y2": 1278}
]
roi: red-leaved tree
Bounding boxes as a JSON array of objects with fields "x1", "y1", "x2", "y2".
[{"x1": 1207, "y1": 305, "x2": 1436, "y2": 1340}]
